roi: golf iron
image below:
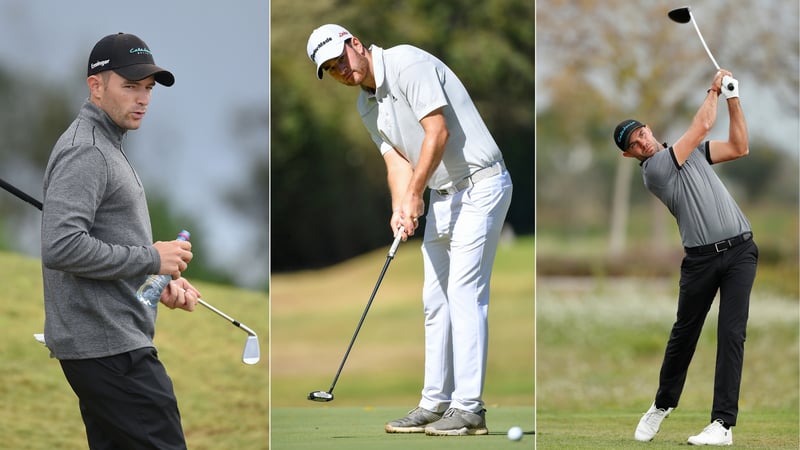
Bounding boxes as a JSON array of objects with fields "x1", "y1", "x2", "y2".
[
  {"x1": 308, "y1": 226, "x2": 405, "y2": 402},
  {"x1": 197, "y1": 298, "x2": 260, "y2": 365},
  {"x1": 0, "y1": 177, "x2": 259, "y2": 365},
  {"x1": 668, "y1": 6, "x2": 734, "y2": 91}
]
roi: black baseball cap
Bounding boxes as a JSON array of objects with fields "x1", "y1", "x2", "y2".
[
  {"x1": 87, "y1": 33, "x2": 174, "y2": 86},
  {"x1": 613, "y1": 119, "x2": 645, "y2": 151}
]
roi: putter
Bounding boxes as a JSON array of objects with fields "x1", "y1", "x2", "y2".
[
  {"x1": 668, "y1": 6, "x2": 734, "y2": 91},
  {"x1": 1, "y1": 178, "x2": 260, "y2": 364},
  {"x1": 308, "y1": 226, "x2": 405, "y2": 402}
]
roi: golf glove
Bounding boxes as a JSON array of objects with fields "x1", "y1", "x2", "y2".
[{"x1": 721, "y1": 76, "x2": 739, "y2": 99}]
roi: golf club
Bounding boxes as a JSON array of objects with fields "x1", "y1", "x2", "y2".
[
  {"x1": 197, "y1": 298, "x2": 260, "y2": 365},
  {"x1": 308, "y1": 226, "x2": 405, "y2": 402},
  {"x1": 0, "y1": 176, "x2": 43, "y2": 210},
  {"x1": 0, "y1": 178, "x2": 260, "y2": 365},
  {"x1": 668, "y1": 6, "x2": 734, "y2": 91}
]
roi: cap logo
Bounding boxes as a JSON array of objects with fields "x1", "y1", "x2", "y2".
[
  {"x1": 90, "y1": 59, "x2": 110, "y2": 70},
  {"x1": 616, "y1": 121, "x2": 638, "y2": 145},
  {"x1": 129, "y1": 47, "x2": 152, "y2": 56},
  {"x1": 310, "y1": 37, "x2": 332, "y2": 63}
]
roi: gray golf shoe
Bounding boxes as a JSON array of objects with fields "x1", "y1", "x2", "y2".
[
  {"x1": 424, "y1": 408, "x2": 488, "y2": 436},
  {"x1": 385, "y1": 407, "x2": 443, "y2": 433}
]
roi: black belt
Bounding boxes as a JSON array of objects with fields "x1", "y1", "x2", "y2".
[{"x1": 685, "y1": 232, "x2": 753, "y2": 255}]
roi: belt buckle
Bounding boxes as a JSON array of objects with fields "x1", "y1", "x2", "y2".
[{"x1": 714, "y1": 240, "x2": 731, "y2": 252}]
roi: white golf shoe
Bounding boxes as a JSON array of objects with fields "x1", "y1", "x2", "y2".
[
  {"x1": 687, "y1": 419, "x2": 733, "y2": 446},
  {"x1": 634, "y1": 403, "x2": 673, "y2": 441}
]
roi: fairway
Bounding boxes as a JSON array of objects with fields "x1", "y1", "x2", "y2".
[
  {"x1": 537, "y1": 276, "x2": 799, "y2": 449},
  {"x1": 270, "y1": 235, "x2": 534, "y2": 447}
]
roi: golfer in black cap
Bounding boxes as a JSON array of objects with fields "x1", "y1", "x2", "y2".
[
  {"x1": 615, "y1": 69, "x2": 757, "y2": 446},
  {"x1": 41, "y1": 33, "x2": 198, "y2": 449}
]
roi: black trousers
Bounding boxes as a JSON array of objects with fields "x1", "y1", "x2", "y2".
[
  {"x1": 60, "y1": 347, "x2": 186, "y2": 450},
  {"x1": 654, "y1": 238, "x2": 758, "y2": 427}
]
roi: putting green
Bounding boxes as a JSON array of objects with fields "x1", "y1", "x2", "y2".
[{"x1": 271, "y1": 406, "x2": 534, "y2": 449}]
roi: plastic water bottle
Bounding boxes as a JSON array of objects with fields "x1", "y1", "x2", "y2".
[{"x1": 136, "y1": 230, "x2": 190, "y2": 308}]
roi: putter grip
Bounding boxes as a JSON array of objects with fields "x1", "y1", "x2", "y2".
[{"x1": 389, "y1": 226, "x2": 404, "y2": 258}]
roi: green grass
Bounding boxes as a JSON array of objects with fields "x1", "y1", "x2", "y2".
[
  {"x1": 0, "y1": 251, "x2": 268, "y2": 449},
  {"x1": 271, "y1": 406, "x2": 534, "y2": 449},
  {"x1": 270, "y1": 236, "x2": 535, "y2": 445},
  {"x1": 537, "y1": 409, "x2": 799, "y2": 449},
  {"x1": 537, "y1": 276, "x2": 799, "y2": 448}
]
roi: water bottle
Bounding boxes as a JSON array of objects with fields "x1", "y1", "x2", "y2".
[{"x1": 136, "y1": 230, "x2": 190, "y2": 308}]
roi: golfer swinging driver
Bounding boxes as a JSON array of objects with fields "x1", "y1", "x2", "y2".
[{"x1": 615, "y1": 69, "x2": 757, "y2": 446}]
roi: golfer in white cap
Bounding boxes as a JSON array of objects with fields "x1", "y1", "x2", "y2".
[{"x1": 307, "y1": 24, "x2": 513, "y2": 437}]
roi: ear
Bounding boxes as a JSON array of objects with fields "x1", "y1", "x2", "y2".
[
  {"x1": 351, "y1": 37, "x2": 364, "y2": 53},
  {"x1": 87, "y1": 75, "x2": 103, "y2": 99},
  {"x1": 621, "y1": 151, "x2": 635, "y2": 158}
]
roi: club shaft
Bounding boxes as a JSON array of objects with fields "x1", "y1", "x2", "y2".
[
  {"x1": 689, "y1": 14, "x2": 720, "y2": 70},
  {"x1": 327, "y1": 253, "x2": 394, "y2": 393},
  {"x1": 0, "y1": 177, "x2": 43, "y2": 210},
  {"x1": 197, "y1": 298, "x2": 257, "y2": 336}
]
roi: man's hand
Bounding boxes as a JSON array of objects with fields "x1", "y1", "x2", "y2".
[
  {"x1": 154, "y1": 239, "x2": 193, "y2": 279},
  {"x1": 160, "y1": 278, "x2": 201, "y2": 311},
  {"x1": 722, "y1": 75, "x2": 739, "y2": 99}
]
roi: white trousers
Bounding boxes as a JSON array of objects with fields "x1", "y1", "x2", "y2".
[{"x1": 417, "y1": 169, "x2": 512, "y2": 414}]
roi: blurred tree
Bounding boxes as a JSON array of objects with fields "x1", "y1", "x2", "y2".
[
  {"x1": 271, "y1": 0, "x2": 534, "y2": 271},
  {"x1": 536, "y1": 0, "x2": 798, "y2": 255},
  {"x1": 0, "y1": 66, "x2": 73, "y2": 252},
  {"x1": 224, "y1": 102, "x2": 269, "y2": 288},
  {"x1": 147, "y1": 195, "x2": 234, "y2": 286}
]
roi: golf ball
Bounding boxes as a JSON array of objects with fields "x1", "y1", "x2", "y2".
[{"x1": 507, "y1": 426, "x2": 523, "y2": 441}]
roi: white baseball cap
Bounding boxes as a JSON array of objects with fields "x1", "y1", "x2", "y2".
[{"x1": 307, "y1": 24, "x2": 352, "y2": 79}]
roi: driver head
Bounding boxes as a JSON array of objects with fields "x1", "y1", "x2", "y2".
[{"x1": 667, "y1": 7, "x2": 692, "y2": 24}]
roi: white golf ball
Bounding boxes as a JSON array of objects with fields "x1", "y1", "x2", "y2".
[{"x1": 507, "y1": 426, "x2": 523, "y2": 441}]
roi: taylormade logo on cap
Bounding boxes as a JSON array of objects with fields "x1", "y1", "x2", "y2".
[
  {"x1": 307, "y1": 24, "x2": 352, "y2": 79},
  {"x1": 309, "y1": 37, "x2": 333, "y2": 64}
]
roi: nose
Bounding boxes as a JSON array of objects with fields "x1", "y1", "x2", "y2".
[{"x1": 138, "y1": 89, "x2": 151, "y2": 105}]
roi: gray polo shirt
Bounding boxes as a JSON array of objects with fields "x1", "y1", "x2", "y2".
[
  {"x1": 357, "y1": 44, "x2": 503, "y2": 191},
  {"x1": 41, "y1": 100, "x2": 161, "y2": 360},
  {"x1": 642, "y1": 142, "x2": 751, "y2": 248}
]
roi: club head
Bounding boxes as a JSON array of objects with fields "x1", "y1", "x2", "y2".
[
  {"x1": 668, "y1": 6, "x2": 691, "y2": 24},
  {"x1": 33, "y1": 333, "x2": 46, "y2": 345},
  {"x1": 242, "y1": 335, "x2": 260, "y2": 365},
  {"x1": 307, "y1": 391, "x2": 334, "y2": 402}
]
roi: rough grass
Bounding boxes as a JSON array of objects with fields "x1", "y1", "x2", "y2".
[
  {"x1": 0, "y1": 251, "x2": 268, "y2": 449},
  {"x1": 537, "y1": 276, "x2": 799, "y2": 448},
  {"x1": 270, "y1": 235, "x2": 535, "y2": 408}
]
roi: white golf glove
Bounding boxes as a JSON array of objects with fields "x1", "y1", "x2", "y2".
[{"x1": 721, "y1": 75, "x2": 739, "y2": 99}]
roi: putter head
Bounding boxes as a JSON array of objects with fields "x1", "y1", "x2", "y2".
[
  {"x1": 668, "y1": 6, "x2": 691, "y2": 23},
  {"x1": 307, "y1": 391, "x2": 334, "y2": 402},
  {"x1": 242, "y1": 335, "x2": 260, "y2": 365}
]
